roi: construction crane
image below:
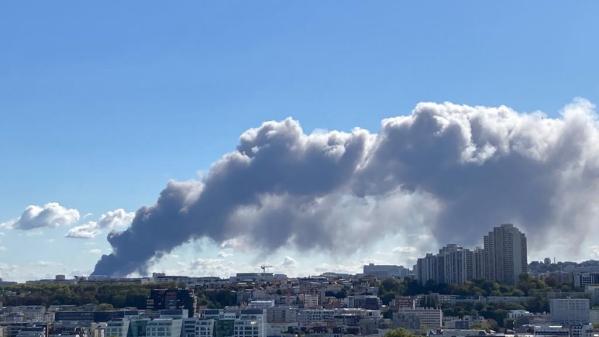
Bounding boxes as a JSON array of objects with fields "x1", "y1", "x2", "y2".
[{"x1": 260, "y1": 265, "x2": 273, "y2": 273}]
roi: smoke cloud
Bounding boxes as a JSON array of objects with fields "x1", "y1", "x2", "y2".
[{"x1": 93, "y1": 100, "x2": 599, "y2": 277}]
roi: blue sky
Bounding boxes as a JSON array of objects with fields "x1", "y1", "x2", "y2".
[{"x1": 1, "y1": 1, "x2": 599, "y2": 281}]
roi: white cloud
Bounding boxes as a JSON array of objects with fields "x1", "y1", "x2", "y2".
[
  {"x1": 65, "y1": 209, "x2": 134, "y2": 239},
  {"x1": 0, "y1": 220, "x2": 16, "y2": 229},
  {"x1": 0, "y1": 261, "x2": 89, "y2": 283},
  {"x1": 150, "y1": 257, "x2": 238, "y2": 278},
  {"x1": 217, "y1": 250, "x2": 233, "y2": 258},
  {"x1": 97, "y1": 209, "x2": 134, "y2": 231},
  {"x1": 392, "y1": 246, "x2": 417, "y2": 254},
  {"x1": 89, "y1": 248, "x2": 102, "y2": 255},
  {"x1": 66, "y1": 221, "x2": 100, "y2": 239},
  {"x1": 281, "y1": 256, "x2": 297, "y2": 268},
  {"x1": 314, "y1": 261, "x2": 363, "y2": 275},
  {"x1": 219, "y1": 237, "x2": 249, "y2": 250},
  {"x1": 8, "y1": 203, "x2": 79, "y2": 230}
]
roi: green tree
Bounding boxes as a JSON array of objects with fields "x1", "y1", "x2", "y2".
[
  {"x1": 384, "y1": 328, "x2": 416, "y2": 337},
  {"x1": 97, "y1": 303, "x2": 114, "y2": 310}
]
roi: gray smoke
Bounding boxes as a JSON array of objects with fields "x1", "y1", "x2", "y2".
[{"x1": 93, "y1": 100, "x2": 599, "y2": 276}]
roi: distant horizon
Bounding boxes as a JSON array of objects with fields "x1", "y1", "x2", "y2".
[{"x1": 3, "y1": 256, "x2": 599, "y2": 284}]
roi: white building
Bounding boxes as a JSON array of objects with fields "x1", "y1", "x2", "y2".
[{"x1": 550, "y1": 298, "x2": 590, "y2": 326}]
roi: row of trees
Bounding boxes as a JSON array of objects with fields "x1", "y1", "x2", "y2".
[
  {"x1": 0, "y1": 283, "x2": 164, "y2": 308},
  {"x1": 0, "y1": 283, "x2": 241, "y2": 309},
  {"x1": 378, "y1": 274, "x2": 569, "y2": 304}
]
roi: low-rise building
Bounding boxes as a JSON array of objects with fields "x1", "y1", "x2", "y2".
[{"x1": 550, "y1": 299, "x2": 590, "y2": 326}]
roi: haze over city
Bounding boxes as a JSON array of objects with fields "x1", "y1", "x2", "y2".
[{"x1": 2, "y1": 1, "x2": 599, "y2": 283}]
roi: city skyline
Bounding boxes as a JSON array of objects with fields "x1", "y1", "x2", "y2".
[
  {"x1": 2, "y1": 1, "x2": 599, "y2": 281},
  {"x1": 0, "y1": 221, "x2": 593, "y2": 283}
]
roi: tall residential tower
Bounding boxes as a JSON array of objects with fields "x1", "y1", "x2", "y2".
[{"x1": 483, "y1": 224, "x2": 527, "y2": 285}]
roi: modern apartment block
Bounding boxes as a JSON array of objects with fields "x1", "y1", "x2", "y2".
[
  {"x1": 440, "y1": 244, "x2": 473, "y2": 285},
  {"x1": 472, "y1": 248, "x2": 486, "y2": 280},
  {"x1": 414, "y1": 244, "x2": 478, "y2": 285}
]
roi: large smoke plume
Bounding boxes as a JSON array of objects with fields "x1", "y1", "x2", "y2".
[{"x1": 93, "y1": 100, "x2": 599, "y2": 277}]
